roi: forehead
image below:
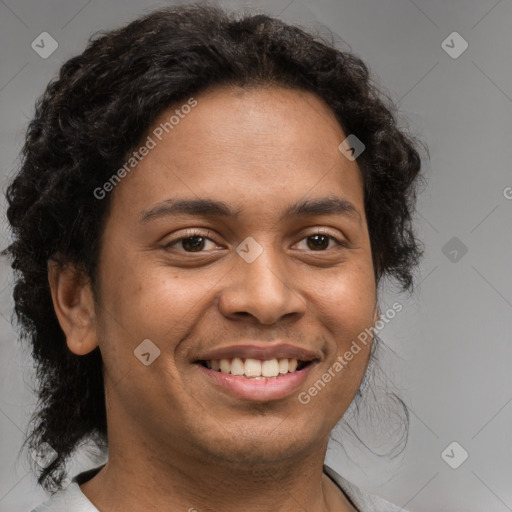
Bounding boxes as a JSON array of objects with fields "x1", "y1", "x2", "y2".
[{"x1": 111, "y1": 85, "x2": 364, "y2": 221}]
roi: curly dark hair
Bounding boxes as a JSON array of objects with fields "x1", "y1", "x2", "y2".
[{"x1": 3, "y1": 2, "x2": 427, "y2": 493}]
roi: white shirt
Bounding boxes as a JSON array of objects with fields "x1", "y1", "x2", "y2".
[{"x1": 31, "y1": 463, "x2": 409, "y2": 512}]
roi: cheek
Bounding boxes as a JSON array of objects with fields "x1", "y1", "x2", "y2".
[
  {"x1": 95, "y1": 263, "x2": 194, "y2": 401},
  {"x1": 313, "y1": 270, "x2": 375, "y2": 399},
  {"x1": 311, "y1": 260, "x2": 377, "y2": 341},
  {"x1": 96, "y1": 259, "x2": 221, "y2": 382},
  {"x1": 98, "y1": 250, "x2": 198, "y2": 329}
]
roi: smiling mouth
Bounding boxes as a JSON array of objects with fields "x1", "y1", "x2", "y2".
[{"x1": 197, "y1": 358, "x2": 312, "y2": 379}]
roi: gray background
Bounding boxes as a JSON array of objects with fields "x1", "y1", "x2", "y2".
[{"x1": 1, "y1": 0, "x2": 511, "y2": 510}]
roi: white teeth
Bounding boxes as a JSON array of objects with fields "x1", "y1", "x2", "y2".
[
  {"x1": 220, "y1": 359, "x2": 231, "y2": 374},
  {"x1": 230, "y1": 357, "x2": 244, "y2": 376},
  {"x1": 261, "y1": 359, "x2": 279, "y2": 377},
  {"x1": 244, "y1": 358, "x2": 262, "y2": 377},
  {"x1": 207, "y1": 358, "x2": 304, "y2": 377}
]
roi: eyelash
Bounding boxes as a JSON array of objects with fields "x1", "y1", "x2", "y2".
[{"x1": 163, "y1": 229, "x2": 347, "y2": 253}]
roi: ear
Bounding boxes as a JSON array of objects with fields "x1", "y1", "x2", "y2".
[{"x1": 48, "y1": 258, "x2": 98, "y2": 356}]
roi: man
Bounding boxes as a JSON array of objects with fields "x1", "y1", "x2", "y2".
[{"x1": 5, "y1": 4, "x2": 425, "y2": 511}]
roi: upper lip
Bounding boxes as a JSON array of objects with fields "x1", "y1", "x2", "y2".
[{"x1": 195, "y1": 343, "x2": 321, "y2": 362}]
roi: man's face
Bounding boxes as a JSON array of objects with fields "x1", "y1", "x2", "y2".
[{"x1": 92, "y1": 85, "x2": 378, "y2": 468}]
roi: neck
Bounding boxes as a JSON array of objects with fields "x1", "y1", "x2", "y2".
[
  {"x1": 80, "y1": 381, "x2": 357, "y2": 512},
  {"x1": 80, "y1": 434, "x2": 355, "y2": 512}
]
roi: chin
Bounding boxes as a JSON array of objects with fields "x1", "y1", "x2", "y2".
[{"x1": 196, "y1": 422, "x2": 320, "y2": 467}]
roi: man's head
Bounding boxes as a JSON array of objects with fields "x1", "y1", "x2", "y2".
[{"x1": 4, "y1": 4, "x2": 426, "y2": 491}]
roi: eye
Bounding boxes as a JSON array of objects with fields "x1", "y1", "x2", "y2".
[
  {"x1": 164, "y1": 230, "x2": 219, "y2": 253},
  {"x1": 295, "y1": 230, "x2": 347, "y2": 251},
  {"x1": 163, "y1": 229, "x2": 347, "y2": 254}
]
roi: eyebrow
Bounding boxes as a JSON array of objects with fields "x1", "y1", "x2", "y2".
[{"x1": 139, "y1": 196, "x2": 362, "y2": 224}]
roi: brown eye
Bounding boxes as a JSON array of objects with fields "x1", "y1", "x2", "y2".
[
  {"x1": 306, "y1": 234, "x2": 331, "y2": 251},
  {"x1": 296, "y1": 231, "x2": 345, "y2": 252},
  {"x1": 180, "y1": 235, "x2": 207, "y2": 252},
  {"x1": 164, "y1": 230, "x2": 217, "y2": 253}
]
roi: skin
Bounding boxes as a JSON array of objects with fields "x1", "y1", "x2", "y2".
[{"x1": 49, "y1": 85, "x2": 380, "y2": 512}]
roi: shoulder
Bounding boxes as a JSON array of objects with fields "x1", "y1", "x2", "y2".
[
  {"x1": 323, "y1": 464, "x2": 409, "y2": 512},
  {"x1": 30, "y1": 481, "x2": 99, "y2": 512},
  {"x1": 31, "y1": 463, "x2": 407, "y2": 512},
  {"x1": 30, "y1": 466, "x2": 105, "y2": 512}
]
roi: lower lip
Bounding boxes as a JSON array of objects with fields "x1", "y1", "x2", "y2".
[{"x1": 196, "y1": 363, "x2": 316, "y2": 402}]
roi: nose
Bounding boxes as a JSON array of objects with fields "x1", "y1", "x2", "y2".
[{"x1": 218, "y1": 241, "x2": 307, "y2": 325}]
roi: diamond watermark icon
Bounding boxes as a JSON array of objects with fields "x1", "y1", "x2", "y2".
[
  {"x1": 31, "y1": 441, "x2": 58, "y2": 468},
  {"x1": 236, "y1": 236, "x2": 263, "y2": 263},
  {"x1": 338, "y1": 134, "x2": 365, "y2": 161},
  {"x1": 31, "y1": 32, "x2": 59, "y2": 59},
  {"x1": 134, "y1": 338, "x2": 161, "y2": 366},
  {"x1": 441, "y1": 441, "x2": 469, "y2": 469},
  {"x1": 442, "y1": 236, "x2": 468, "y2": 263},
  {"x1": 441, "y1": 32, "x2": 468, "y2": 59}
]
